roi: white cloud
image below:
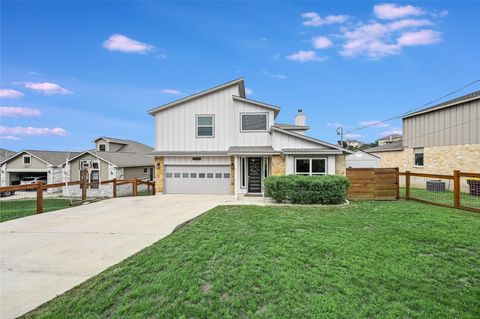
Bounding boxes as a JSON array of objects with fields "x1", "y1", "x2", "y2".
[
  {"x1": 374, "y1": 3, "x2": 424, "y2": 20},
  {"x1": 345, "y1": 133, "x2": 364, "y2": 138},
  {"x1": 24, "y1": 82, "x2": 72, "y2": 95},
  {"x1": 245, "y1": 88, "x2": 253, "y2": 96},
  {"x1": 263, "y1": 71, "x2": 287, "y2": 79},
  {"x1": 312, "y1": 36, "x2": 333, "y2": 49},
  {"x1": 0, "y1": 126, "x2": 68, "y2": 136},
  {"x1": 397, "y1": 29, "x2": 442, "y2": 46},
  {"x1": 0, "y1": 107, "x2": 41, "y2": 117},
  {"x1": 160, "y1": 89, "x2": 182, "y2": 95},
  {"x1": 0, "y1": 89, "x2": 24, "y2": 99},
  {"x1": 156, "y1": 54, "x2": 167, "y2": 60},
  {"x1": 286, "y1": 50, "x2": 328, "y2": 62},
  {"x1": 380, "y1": 127, "x2": 402, "y2": 136},
  {"x1": 358, "y1": 120, "x2": 389, "y2": 128},
  {"x1": 103, "y1": 34, "x2": 153, "y2": 53},
  {"x1": 301, "y1": 12, "x2": 349, "y2": 26},
  {"x1": 0, "y1": 135, "x2": 21, "y2": 140},
  {"x1": 432, "y1": 9, "x2": 449, "y2": 18},
  {"x1": 340, "y1": 19, "x2": 440, "y2": 58}
]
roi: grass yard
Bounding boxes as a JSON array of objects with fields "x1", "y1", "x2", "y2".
[
  {"x1": 24, "y1": 201, "x2": 480, "y2": 318},
  {"x1": 0, "y1": 198, "x2": 72, "y2": 222}
]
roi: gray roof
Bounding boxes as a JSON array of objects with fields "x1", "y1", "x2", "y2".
[
  {"x1": 274, "y1": 123, "x2": 309, "y2": 130},
  {"x1": 148, "y1": 78, "x2": 246, "y2": 115},
  {"x1": 0, "y1": 148, "x2": 16, "y2": 162},
  {"x1": 94, "y1": 137, "x2": 153, "y2": 153},
  {"x1": 282, "y1": 148, "x2": 343, "y2": 155},
  {"x1": 92, "y1": 151, "x2": 153, "y2": 167},
  {"x1": 20, "y1": 150, "x2": 80, "y2": 166},
  {"x1": 403, "y1": 90, "x2": 480, "y2": 119},
  {"x1": 365, "y1": 140, "x2": 404, "y2": 153},
  {"x1": 227, "y1": 146, "x2": 281, "y2": 155},
  {"x1": 378, "y1": 134, "x2": 402, "y2": 141}
]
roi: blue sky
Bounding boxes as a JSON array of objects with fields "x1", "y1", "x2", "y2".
[{"x1": 1, "y1": 1, "x2": 479, "y2": 151}]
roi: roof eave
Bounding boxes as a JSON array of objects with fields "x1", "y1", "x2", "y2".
[{"x1": 403, "y1": 94, "x2": 480, "y2": 119}]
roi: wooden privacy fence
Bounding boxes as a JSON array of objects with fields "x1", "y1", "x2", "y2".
[
  {"x1": 346, "y1": 168, "x2": 399, "y2": 200},
  {"x1": 400, "y1": 170, "x2": 480, "y2": 213}
]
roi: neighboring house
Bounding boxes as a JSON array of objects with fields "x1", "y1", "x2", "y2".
[
  {"x1": 377, "y1": 134, "x2": 402, "y2": 146},
  {"x1": 0, "y1": 150, "x2": 79, "y2": 186},
  {"x1": 345, "y1": 139, "x2": 364, "y2": 148},
  {"x1": 346, "y1": 150, "x2": 380, "y2": 168},
  {"x1": 148, "y1": 78, "x2": 352, "y2": 196},
  {"x1": 0, "y1": 148, "x2": 15, "y2": 162},
  {"x1": 63, "y1": 137, "x2": 154, "y2": 197},
  {"x1": 366, "y1": 90, "x2": 480, "y2": 174}
]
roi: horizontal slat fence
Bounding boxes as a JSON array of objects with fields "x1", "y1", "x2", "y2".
[{"x1": 347, "y1": 168, "x2": 399, "y2": 200}]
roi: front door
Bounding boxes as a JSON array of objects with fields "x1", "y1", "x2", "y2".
[{"x1": 248, "y1": 157, "x2": 262, "y2": 193}]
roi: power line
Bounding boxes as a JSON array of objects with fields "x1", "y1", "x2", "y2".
[{"x1": 345, "y1": 78, "x2": 480, "y2": 134}]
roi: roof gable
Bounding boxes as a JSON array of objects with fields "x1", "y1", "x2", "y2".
[
  {"x1": 148, "y1": 78, "x2": 245, "y2": 115},
  {"x1": 232, "y1": 96, "x2": 280, "y2": 117}
]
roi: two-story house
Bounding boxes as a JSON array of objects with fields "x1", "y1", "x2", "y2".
[
  {"x1": 366, "y1": 90, "x2": 480, "y2": 174},
  {"x1": 148, "y1": 78, "x2": 352, "y2": 197}
]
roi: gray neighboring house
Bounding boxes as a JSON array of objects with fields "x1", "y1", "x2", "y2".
[
  {"x1": 0, "y1": 150, "x2": 79, "y2": 186},
  {"x1": 63, "y1": 137, "x2": 154, "y2": 197}
]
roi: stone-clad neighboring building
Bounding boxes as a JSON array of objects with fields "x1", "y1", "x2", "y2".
[{"x1": 365, "y1": 90, "x2": 480, "y2": 174}]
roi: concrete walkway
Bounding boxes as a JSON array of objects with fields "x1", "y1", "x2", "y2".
[{"x1": 0, "y1": 194, "x2": 251, "y2": 319}]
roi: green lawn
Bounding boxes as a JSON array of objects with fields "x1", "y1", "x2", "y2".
[
  {"x1": 0, "y1": 198, "x2": 72, "y2": 222},
  {"x1": 24, "y1": 201, "x2": 480, "y2": 318}
]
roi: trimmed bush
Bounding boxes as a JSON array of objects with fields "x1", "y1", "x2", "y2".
[{"x1": 264, "y1": 175, "x2": 349, "y2": 205}]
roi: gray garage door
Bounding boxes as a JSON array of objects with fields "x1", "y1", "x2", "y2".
[{"x1": 164, "y1": 165, "x2": 231, "y2": 194}]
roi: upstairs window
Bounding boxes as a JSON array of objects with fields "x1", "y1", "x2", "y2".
[
  {"x1": 414, "y1": 148, "x2": 424, "y2": 167},
  {"x1": 241, "y1": 113, "x2": 267, "y2": 131},
  {"x1": 295, "y1": 158, "x2": 326, "y2": 176},
  {"x1": 23, "y1": 155, "x2": 31, "y2": 165},
  {"x1": 196, "y1": 115, "x2": 214, "y2": 137},
  {"x1": 99, "y1": 144, "x2": 106, "y2": 151}
]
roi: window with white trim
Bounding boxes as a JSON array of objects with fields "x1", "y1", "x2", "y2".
[
  {"x1": 263, "y1": 156, "x2": 269, "y2": 179},
  {"x1": 99, "y1": 144, "x2": 106, "y2": 151},
  {"x1": 143, "y1": 167, "x2": 148, "y2": 174},
  {"x1": 295, "y1": 158, "x2": 326, "y2": 176},
  {"x1": 414, "y1": 148, "x2": 424, "y2": 167},
  {"x1": 196, "y1": 115, "x2": 214, "y2": 137},
  {"x1": 23, "y1": 155, "x2": 31, "y2": 165},
  {"x1": 241, "y1": 113, "x2": 267, "y2": 131}
]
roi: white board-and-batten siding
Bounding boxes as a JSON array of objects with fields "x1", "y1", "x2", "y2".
[
  {"x1": 272, "y1": 130, "x2": 325, "y2": 149},
  {"x1": 403, "y1": 98, "x2": 479, "y2": 148},
  {"x1": 164, "y1": 156, "x2": 230, "y2": 165},
  {"x1": 155, "y1": 85, "x2": 274, "y2": 152}
]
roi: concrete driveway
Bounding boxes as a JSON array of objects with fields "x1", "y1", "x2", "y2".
[{"x1": 0, "y1": 194, "x2": 239, "y2": 319}]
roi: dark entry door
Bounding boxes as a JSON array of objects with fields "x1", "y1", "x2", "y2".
[{"x1": 248, "y1": 157, "x2": 262, "y2": 193}]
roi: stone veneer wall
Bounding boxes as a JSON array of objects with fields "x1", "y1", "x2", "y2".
[
  {"x1": 373, "y1": 144, "x2": 480, "y2": 174},
  {"x1": 335, "y1": 155, "x2": 346, "y2": 175},
  {"x1": 155, "y1": 156, "x2": 164, "y2": 193},
  {"x1": 271, "y1": 155, "x2": 286, "y2": 176},
  {"x1": 373, "y1": 144, "x2": 480, "y2": 191}
]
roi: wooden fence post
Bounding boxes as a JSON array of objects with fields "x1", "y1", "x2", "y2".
[
  {"x1": 405, "y1": 170, "x2": 410, "y2": 200},
  {"x1": 395, "y1": 167, "x2": 400, "y2": 200},
  {"x1": 81, "y1": 169, "x2": 87, "y2": 201},
  {"x1": 36, "y1": 181, "x2": 44, "y2": 214},
  {"x1": 152, "y1": 182, "x2": 156, "y2": 195},
  {"x1": 112, "y1": 178, "x2": 117, "y2": 198},
  {"x1": 454, "y1": 170, "x2": 460, "y2": 209},
  {"x1": 133, "y1": 178, "x2": 138, "y2": 196}
]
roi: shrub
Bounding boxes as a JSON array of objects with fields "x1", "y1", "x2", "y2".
[{"x1": 264, "y1": 175, "x2": 349, "y2": 205}]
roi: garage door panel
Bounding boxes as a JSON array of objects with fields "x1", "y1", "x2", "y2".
[{"x1": 165, "y1": 165, "x2": 231, "y2": 194}]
